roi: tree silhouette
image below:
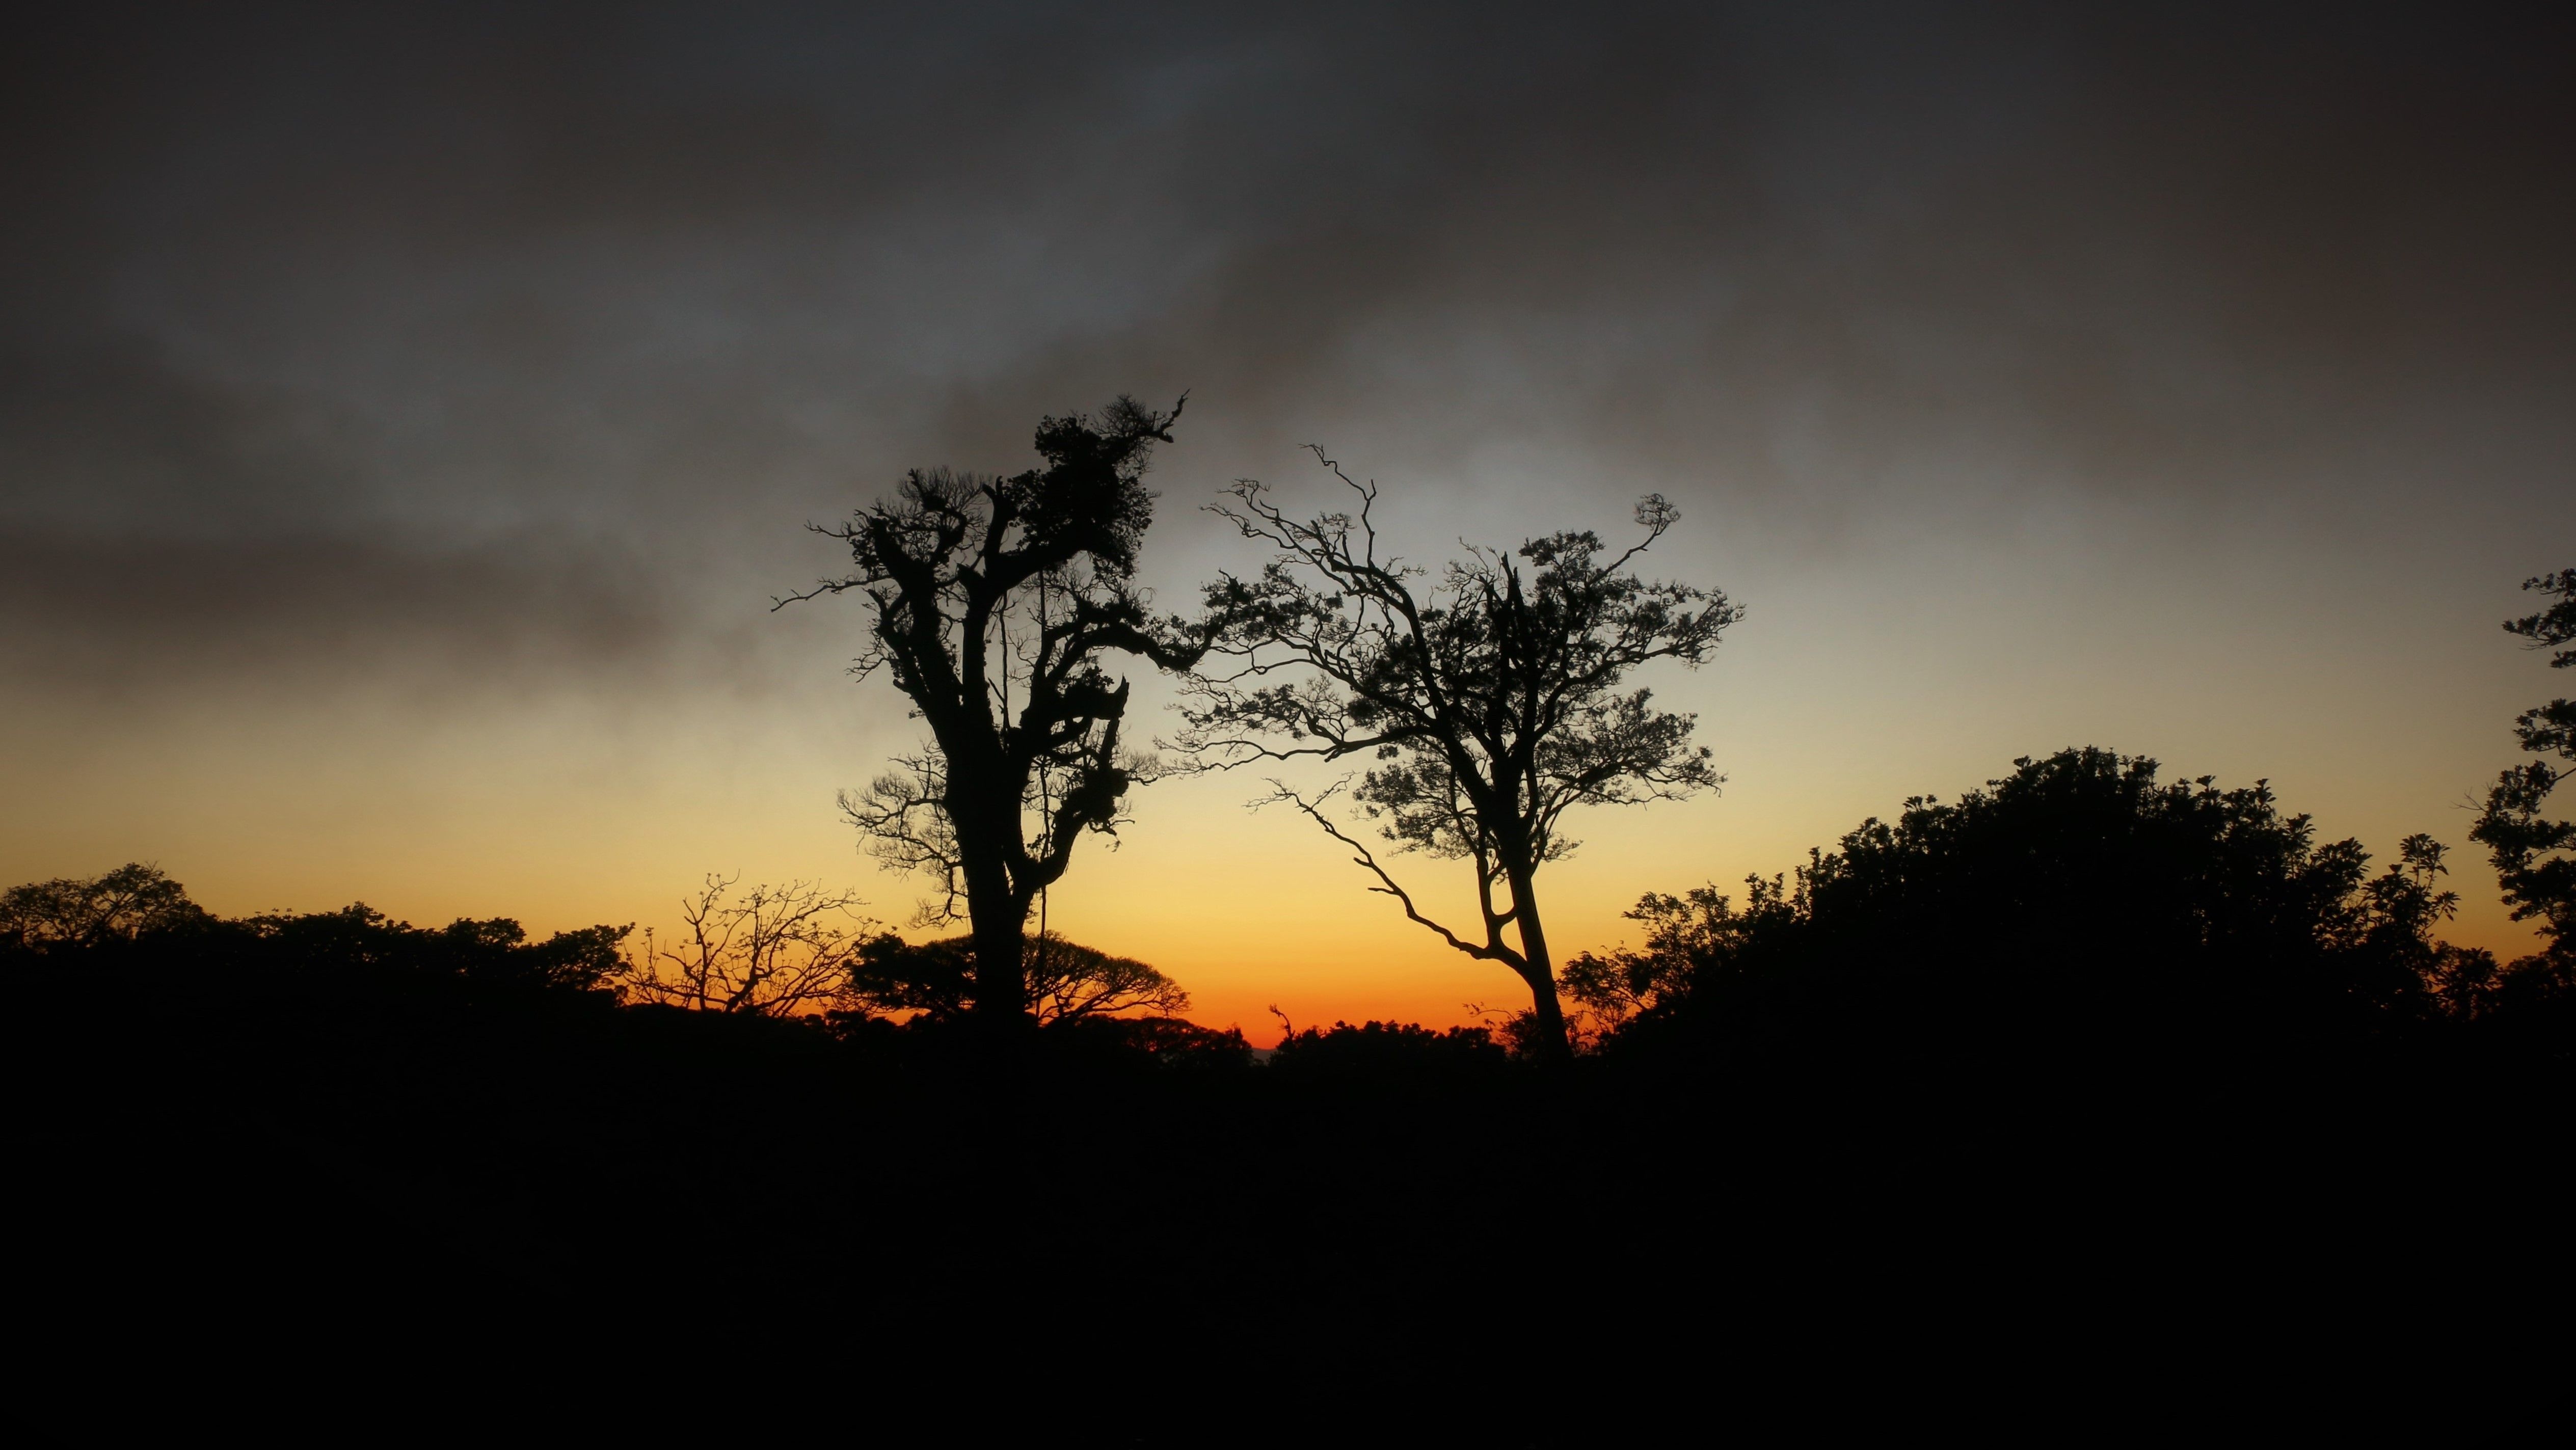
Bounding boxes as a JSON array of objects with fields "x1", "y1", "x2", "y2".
[
  {"x1": 1560, "y1": 883, "x2": 1761, "y2": 1037},
  {"x1": 1177, "y1": 448, "x2": 1736, "y2": 1058},
  {"x1": 615, "y1": 876, "x2": 873, "y2": 1017},
  {"x1": 1, "y1": 862, "x2": 206, "y2": 950},
  {"x1": 846, "y1": 930, "x2": 1190, "y2": 1026},
  {"x1": 781, "y1": 397, "x2": 1219, "y2": 1033},
  {"x1": 1608, "y1": 748, "x2": 2484, "y2": 1067},
  {"x1": 2470, "y1": 568, "x2": 2575, "y2": 961}
]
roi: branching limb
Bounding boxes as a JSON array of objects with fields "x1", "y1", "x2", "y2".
[{"x1": 1258, "y1": 779, "x2": 1525, "y2": 971}]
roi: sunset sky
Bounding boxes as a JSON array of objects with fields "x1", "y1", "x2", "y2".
[{"x1": 6, "y1": 4, "x2": 2571, "y2": 1037}]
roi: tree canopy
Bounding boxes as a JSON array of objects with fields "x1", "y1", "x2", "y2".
[
  {"x1": 1596, "y1": 747, "x2": 2504, "y2": 1069},
  {"x1": 2, "y1": 862, "x2": 207, "y2": 950},
  {"x1": 2472, "y1": 567, "x2": 2575, "y2": 961},
  {"x1": 848, "y1": 931, "x2": 1190, "y2": 1026}
]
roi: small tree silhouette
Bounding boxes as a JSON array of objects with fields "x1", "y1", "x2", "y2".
[
  {"x1": 616, "y1": 876, "x2": 872, "y2": 1017},
  {"x1": 1559, "y1": 882, "x2": 1774, "y2": 1039}
]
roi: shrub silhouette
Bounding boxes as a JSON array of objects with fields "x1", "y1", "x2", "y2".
[
  {"x1": 1608, "y1": 747, "x2": 2486, "y2": 1075},
  {"x1": 1043, "y1": 1013, "x2": 1255, "y2": 1069},
  {"x1": 0, "y1": 863, "x2": 627, "y2": 996},
  {"x1": 1269, "y1": 1019, "x2": 1509, "y2": 1081}
]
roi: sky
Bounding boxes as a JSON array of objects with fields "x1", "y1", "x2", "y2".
[{"x1": 5, "y1": 2, "x2": 2572, "y2": 1037}]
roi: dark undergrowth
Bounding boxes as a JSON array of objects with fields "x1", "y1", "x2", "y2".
[
  {"x1": 15, "y1": 933, "x2": 2566, "y2": 1440},
  {"x1": 12, "y1": 741, "x2": 2571, "y2": 1437}
]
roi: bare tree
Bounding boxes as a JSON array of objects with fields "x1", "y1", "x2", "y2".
[
  {"x1": 617, "y1": 875, "x2": 873, "y2": 1018},
  {"x1": 780, "y1": 397, "x2": 1220, "y2": 1033},
  {"x1": 1176, "y1": 448, "x2": 1739, "y2": 1059}
]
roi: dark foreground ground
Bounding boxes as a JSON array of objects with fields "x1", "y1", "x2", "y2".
[{"x1": 16, "y1": 980, "x2": 2568, "y2": 1443}]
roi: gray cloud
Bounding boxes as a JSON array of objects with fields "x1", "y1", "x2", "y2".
[
  {"x1": 4, "y1": 2, "x2": 2570, "y2": 695},
  {"x1": 0, "y1": 526, "x2": 676, "y2": 695}
]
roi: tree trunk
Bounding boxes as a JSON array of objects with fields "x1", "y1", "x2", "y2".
[
  {"x1": 950, "y1": 777, "x2": 1032, "y2": 1032},
  {"x1": 1517, "y1": 964, "x2": 1572, "y2": 1060},
  {"x1": 969, "y1": 905, "x2": 1029, "y2": 1029},
  {"x1": 1504, "y1": 858, "x2": 1573, "y2": 1062}
]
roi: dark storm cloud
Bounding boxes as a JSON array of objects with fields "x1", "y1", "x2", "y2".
[{"x1": 5, "y1": 3, "x2": 2570, "y2": 688}]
